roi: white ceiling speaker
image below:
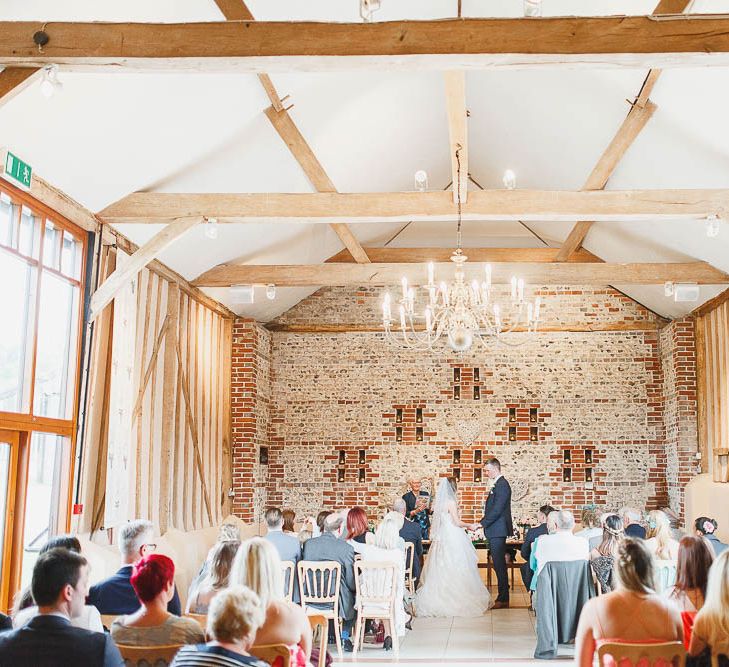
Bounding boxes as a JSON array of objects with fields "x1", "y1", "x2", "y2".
[
  {"x1": 502, "y1": 169, "x2": 517, "y2": 190},
  {"x1": 229, "y1": 284, "x2": 254, "y2": 304},
  {"x1": 203, "y1": 217, "x2": 218, "y2": 240},
  {"x1": 266, "y1": 284, "x2": 276, "y2": 300},
  {"x1": 414, "y1": 170, "x2": 428, "y2": 192},
  {"x1": 705, "y1": 214, "x2": 720, "y2": 238},
  {"x1": 40, "y1": 64, "x2": 62, "y2": 98},
  {"x1": 673, "y1": 283, "x2": 700, "y2": 303}
]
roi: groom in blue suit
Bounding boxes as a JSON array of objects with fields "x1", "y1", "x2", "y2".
[{"x1": 480, "y1": 457, "x2": 513, "y2": 608}]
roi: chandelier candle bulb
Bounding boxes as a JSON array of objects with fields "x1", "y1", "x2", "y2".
[
  {"x1": 511, "y1": 276, "x2": 517, "y2": 300},
  {"x1": 527, "y1": 302, "x2": 534, "y2": 324},
  {"x1": 383, "y1": 292, "x2": 392, "y2": 321},
  {"x1": 401, "y1": 276, "x2": 408, "y2": 299},
  {"x1": 481, "y1": 282, "x2": 489, "y2": 303},
  {"x1": 399, "y1": 304, "x2": 407, "y2": 331},
  {"x1": 425, "y1": 306, "x2": 433, "y2": 332},
  {"x1": 493, "y1": 303, "x2": 501, "y2": 330},
  {"x1": 518, "y1": 278, "x2": 525, "y2": 303},
  {"x1": 534, "y1": 297, "x2": 541, "y2": 322},
  {"x1": 485, "y1": 264, "x2": 492, "y2": 287},
  {"x1": 471, "y1": 279, "x2": 481, "y2": 303},
  {"x1": 408, "y1": 287, "x2": 415, "y2": 313},
  {"x1": 429, "y1": 286, "x2": 436, "y2": 306},
  {"x1": 427, "y1": 261, "x2": 435, "y2": 286},
  {"x1": 440, "y1": 281, "x2": 450, "y2": 306}
]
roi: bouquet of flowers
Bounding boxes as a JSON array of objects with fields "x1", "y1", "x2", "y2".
[{"x1": 466, "y1": 525, "x2": 486, "y2": 543}]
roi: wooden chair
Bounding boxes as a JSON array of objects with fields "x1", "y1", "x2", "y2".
[
  {"x1": 116, "y1": 643, "x2": 184, "y2": 666},
  {"x1": 709, "y1": 640, "x2": 729, "y2": 667},
  {"x1": 100, "y1": 614, "x2": 118, "y2": 630},
  {"x1": 404, "y1": 542, "x2": 415, "y2": 595},
  {"x1": 281, "y1": 560, "x2": 295, "y2": 602},
  {"x1": 597, "y1": 641, "x2": 686, "y2": 667},
  {"x1": 352, "y1": 560, "x2": 399, "y2": 659},
  {"x1": 308, "y1": 614, "x2": 328, "y2": 667},
  {"x1": 251, "y1": 643, "x2": 291, "y2": 667},
  {"x1": 297, "y1": 560, "x2": 343, "y2": 659}
]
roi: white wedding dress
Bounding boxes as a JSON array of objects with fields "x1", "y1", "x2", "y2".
[{"x1": 414, "y1": 479, "x2": 492, "y2": 617}]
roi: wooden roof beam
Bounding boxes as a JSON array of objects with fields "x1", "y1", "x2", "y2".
[
  {"x1": 5, "y1": 16, "x2": 729, "y2": 71},
  {"x1": 193, "y1": 261, "x2": 729, "y2": 287},
  {"x1": 325, "y1": 247, "x2": 602, "y2": 263},
  {"x1": 444, "y1": 71, "x2": 468, "y2": 204},
  {"x1": 98, "y1": 189, "x2": 729, "y2": 224},
  {"x1": 0, "y1": 66, "x2": 40, "y2": 107}
]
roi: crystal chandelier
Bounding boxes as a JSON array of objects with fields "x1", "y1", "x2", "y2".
[{"x1": 381, "y1": 149, "x2": 542, "y2": 352}]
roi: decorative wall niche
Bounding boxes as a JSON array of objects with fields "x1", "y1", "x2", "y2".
[
  {"x1": 416, "y1": 426, "x2": 424, "y2": 442},
  {"x1": 358, "y1": 449, "x2": 366, "y2": 464},
  {"x1": 396, "y1": 426, "x2": 403, "y2": 442},
  {"x1": 508, "y1": 425, "x2": 517, "y2": 442},
  {"x1": 453, "y1": 449, "x2": 461, "y2": 464},
  {"x1": 474, "y1": 468, "x2": 482, "y2": 482},
  {"x1": 396, "y1": 408, "x2": 403, "y2": 423},
  {"x1": 337, "y1": 468, "x2": 345, "y2": 483},
  {"x1": 454, "y1": 368, "x2": 461, "y2": 383},
  {"x1": 259, "y1": 447, "x2": 269, "y2": 465},
  {"x1": 508, "y1": 407, "x2": 516, "y2": 422},
  {"x1": 359, "y1": 468, "x2": 366, "y2": 483},
  {"x1": 585, "y1": 449, "x2": 593, "y2": 464},
  {"x1": 563, "y1": 450, "x2": 571, "y2": 464},
  {"x1": 416, "y1": 407, "x2": 423, "y2": 424},
  {"x1": 338, "y1": 450, "x2": 346, "y2": 465},
  {"x1": 473, "y1": 386, "x2": 481, "y2": 400},
  {"x1": 453, "y1": 467, "x2": 461, "y2": 482},
  {"x1": 530, "y1": 426, "x2": 538, "y2": 442},
  {"x1": 474, "y1": 450, "x2": 482, "y2": 465},
  {"x1": 585, "y1": 467, "x2": 593, "y2": 483},
  {"x1": 563, "y1": 467, "x2": 572, "y2": 483},
  {"x1": 530, "y1": 407, "x2": 538, "y2": 423},
  {"x1": 454, "y1": 385, "x2": 461, "y2": 400}
]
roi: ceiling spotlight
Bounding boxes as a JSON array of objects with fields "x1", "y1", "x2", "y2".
[
  {"x1": 414, "y1": 170, "x2": 428, "y2": 192},
  {"x1": 664, "y1": 281, "x2": 674, "y2": 298},
  {"x1": 706, "y1": 214, "x2": 720, "y2": 238},
  {"x1": 204, "y1": 217, "x2": 218, "y2": 240},
  {"x1": 266, "y1": 284, "x2": 276, "y2": 300},
  {"x1": 502, "y1": 169, "x2": 517, "y2": 190},
  {"x1": 523, "y1": 0, "x2": 542, "y2": 16},
  {"x1": 359, "y1": 0, "x2": 381, "y2": 22},
  {"x1": 40, "y1": 64, "x2": 62, "y2": 98}
]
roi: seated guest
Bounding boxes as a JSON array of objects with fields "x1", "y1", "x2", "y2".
[
  {"x1": 229, "y1": 538, "x2": 312, "y2": 664},
  {"x1": 111, "y1": 554, "x2": 204, "y2": 647},
  {"x1": 646, "y1": 509, "x2": 680, "y2": 561},
  {"x1": 621, "y1": 507, "x2": 647, "y2": 539},
  {"x1": 346, "y1": 506, "x2": 371, "y2": 553},
  {"x1": 665, "y1": 535, "x2": 714, "y2": 613},
  {"x1": 575, "y1": 538, "x2": 683, "y2": 667},
  {"x1": 662, "y1": 507, "x2": 685, "y2": 541},
  {"x1": 263, "y1": 507, "x2": 301, "y2": 603},
  {"x1": 13, "y1": 535, "x2": 103, "y2": 632},
  {"x1": 298, "y1": 528, "x2": 313, "y2": 546},
  {"x1": 171, "y1": 587, "x2": 269, "y2": 667},
  {"x1": 520, "y1": 504, "x2": 555, "y2": 589},
  {"x1": 695, "y1": 516, "x2": 728, "y2": 556},
  {"x1": 393, "y1": 498, "x2": 423, "y2": 583},
  {"x1": 0, "y1": 548, "x2": 123, "y2": 666},
  {"x1": 590, "y1": 514, "x2": 623, "y2": 593},
  {"x1": 575, "y1": 506, "x2": 603, "y2": 544},
  {"x1": 359, "y1": 512, "x2": 409, "y2": 644},
  {"x1": 187, "y1": 521, "x2": 242, "y2": 603},
  {"x1": 302, "y1": 513, "x2": 356, "y2": 652},
  {"x1": 186, "y1": 540, "x2": 240, "y2": 614},
  {"x1": 534, "y1": 510, "x2": 589, "y2": 575},
  {"x1": 315, "y1": 510, "x2": 332, "y2": 537},
  {"x1": 688, "y1": 550, "x2": 729, "y2": 664},
  {"x1": 282, "y1": 509, "x2": 297, "y2": 535},
  {"x1": 88, "y1": 519, "x2": 181, "y2": 616}
]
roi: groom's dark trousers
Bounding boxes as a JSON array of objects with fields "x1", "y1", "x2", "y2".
[{"x1": 480, "y1": 476, "x2": 513, "y2": 603}]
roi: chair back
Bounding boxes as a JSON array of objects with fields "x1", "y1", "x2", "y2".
[
  {"x1": 281, "y1": 560, "x2": 295, "y2": 602},
  {"x1": 251, "y1": 643, "x2": 291, "y2": 667},
  {"x1": 116, "y1": 643, "x2": 184, "y2": 666},
  {"x1": 298, "y1": 560, "x2": 341, "y2": 612},
  {"x1": 654, "y1": 560, "x2": 678, "y2": 594},
  {"x1": 354, "y1": 560, "x2": 397, "y2": 610},
  {"x1": 404, "y1": 542, "x2": 414, "y2": 580},
  {"x1": 597, "y1": 641, "x2": 686, "y2": 667},
  {"x1": 307, "y1": 615, "x2": 328, "y2": 667},
  {"x1": 100, "y1": 613, "x2": 118, "y2": 629}
]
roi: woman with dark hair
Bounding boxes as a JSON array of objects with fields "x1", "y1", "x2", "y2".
[
  {"x1": 665, "y1": 536, "x2": 715, "y2": 613},
  {"x1": 12, "y1": 534, "x2": 103, "y2": 632},
  {"x1": 345, "y1": 506, "x2": 369, "y2": 553},
  {"x1": 282, "y1": 509, "x2": 296, "y2": 535},
  {"x1": 111, "y1": 554, "x2": 204, "y2": 647},
  {"x1": 695, "y1": 517, "x2": 728, "y2": 557},
  {"x1": 589, "y1": 514, "x2": 624, "y2": 593},
  {"x1": 575, "y1": 538, "x2": 683, "y2": 667}
]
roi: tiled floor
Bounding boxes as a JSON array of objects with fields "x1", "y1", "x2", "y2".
[{"x1": 335, "y1": 585, "x2": 575, "y2": 666}]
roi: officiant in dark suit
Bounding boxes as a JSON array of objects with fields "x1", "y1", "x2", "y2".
[
  {"x1": 402, "y1": 478, "x2": 431, "y2": 540},
  {"x1": 480, "y1": 457, "x2": 513, "y2": 608}
]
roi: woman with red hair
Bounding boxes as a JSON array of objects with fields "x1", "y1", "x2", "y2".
[
  {"x1": 345, "y1": 507, "x2": 370, "y2": 554},
  {"x1": 111, "y1": 554, "x2": 205, "y2": 647}
]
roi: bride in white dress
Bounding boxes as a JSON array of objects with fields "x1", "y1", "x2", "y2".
[{"x1": 414, "y1": 477, "x2": 492, "y2": 617}]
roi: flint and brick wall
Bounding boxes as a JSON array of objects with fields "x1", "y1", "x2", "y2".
[{"x1": 230, "y1": 286, "x2": 700, "y2": 524}]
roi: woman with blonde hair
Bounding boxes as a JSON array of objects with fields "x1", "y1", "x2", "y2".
[
  {"x1": 187, "y1": 540, "x2": 240, "y2": 614},
  {"x1": 645, "y1": 509, "x2": 680, "y2": 561},
  {"x1": 229, "y1": 538, "x2": 312, "y2": 664},
  {"x1": 575, "y1": 538, "x2": 683, "y2": 667},
  {"x1": 688, "y1": 550, "x2": 729, "y2": 663}
]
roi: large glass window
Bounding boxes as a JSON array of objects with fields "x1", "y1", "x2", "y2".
[{"x1": 20, "y1": 432, "x2": 69, "y2": 587}]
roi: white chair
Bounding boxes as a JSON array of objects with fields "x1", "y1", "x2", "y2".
[
  {"x1": 281, "y1": 560, "x2": 295, "y2": 602},
  {"x1": 353, "y1": 560, "x2": 399, "y2": 659},
  {"x1": 597, "y1": 640, "x2": 686, "y2": 667},
  {"x1": 654, "y1": 559, "x2": 678, "y2": 594},
  {"x1": 404, "y1": 542, "x2": 415, "y2": 595},
  {"x1": 298, "y1": 560, "x2": 343, "y2": 659}
]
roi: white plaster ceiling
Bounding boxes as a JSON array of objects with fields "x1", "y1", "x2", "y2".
[{"x1": 1, "y1": 0, "x2": 729, "y2": 321}]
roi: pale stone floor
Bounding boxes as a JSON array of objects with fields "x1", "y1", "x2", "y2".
[{"x1": 335, "y1": 584, "x2": 576, "y2": 666}]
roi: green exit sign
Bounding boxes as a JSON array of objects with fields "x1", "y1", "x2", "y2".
[{"x1": 2, "y1": 150, "x2": 32, "y2": 190}]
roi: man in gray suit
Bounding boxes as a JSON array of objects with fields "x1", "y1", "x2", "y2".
[
  {"x1": 264, "y1": 507, "x2": 301, "y2": 603},
  {"x1": 302, "y1": 513, "x2": 356, "y2": 652}
]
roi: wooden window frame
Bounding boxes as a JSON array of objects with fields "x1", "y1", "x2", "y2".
[{"x1": 0, "y1": 179, "x2": 88, "y2": 612}]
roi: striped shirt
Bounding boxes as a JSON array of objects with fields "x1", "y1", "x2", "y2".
[{"x1": 170, "y1": 644, "x2": 269, "y2": 667}]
